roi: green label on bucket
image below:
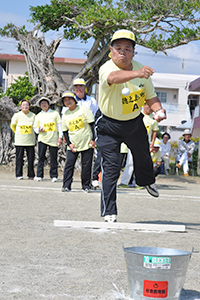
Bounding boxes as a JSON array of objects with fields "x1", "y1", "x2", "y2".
[{"x1": 143, "y1": 256, "x2": 171, "y2": 269}]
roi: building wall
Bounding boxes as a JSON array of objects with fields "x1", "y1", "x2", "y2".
[
  {"x1": 152, "y1": 73, "x2": 200, "y2": 141},
  {"x1": 6, "y1": 60, "x2": 84, "y2": 88},
  {"x1": 0, "y1": 54, "x2": 85, "y2": 91}
]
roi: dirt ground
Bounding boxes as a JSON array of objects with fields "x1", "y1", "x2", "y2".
[{"x1": 0, "y1": 165, "x2": 200, "y2": 300}]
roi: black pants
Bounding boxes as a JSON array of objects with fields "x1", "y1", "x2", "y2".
[
  {"x1": 92, "y1": 147, "x2": 102, "y2": 181},
  {"x1": 154, "y1": 166, "x2": 161, "y2": 177},
  {"x1": 120, "y1": 152, "x2": 128, "y2": 170},
  {"x1": 63, "y1": 148, "x2": 94, "y2": 190},
  {"x1": 37, "y1": 142, "x2": 58, "y2": 178},
  {"x1": 95, "y1": 110, "x2": 155, "y2": 216},
  {"x1": 15, "y1": 145, "x2": 35, "y2": 178}
]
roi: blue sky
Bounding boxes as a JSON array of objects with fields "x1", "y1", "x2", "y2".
[{"x1": 1, "y1": 0, "x2": 200, "y2": 76}]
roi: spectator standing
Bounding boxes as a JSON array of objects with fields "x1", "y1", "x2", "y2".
[
  {"x1": 160, "y1": 132, "x2": 171, "y2": 175},
  {"x1": 72, "y1": 78, "x2": 100, "y2": 189},
  {"x1": 96, "y1": 29, "x2": 166, "y2": 222},
  {"x1": 61, "y1": 91, "x2": 95, "y2": 192},
  {"x1": 73, "y1": 78, "x2": 98, "y2": 116},
  {"x1": 176, "y1": 129, "x2": 195, "y2": 176},
  {"x1": 33, "y1": 97, "x2": 62, "y2": 182},
  {"x1": 151, "y1": 138, "x2": 162, "y2": 177},
  {"x1": 10, "y1": 100, "x2": 36, "y2": 180}
]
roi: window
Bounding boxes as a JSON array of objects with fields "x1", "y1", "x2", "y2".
[
  {"x1": 188, "y1": 94, "x2": 199, "y2": 116},
  {"x1": 156, "y1": 92, "x2": 167, "y2": 103}
]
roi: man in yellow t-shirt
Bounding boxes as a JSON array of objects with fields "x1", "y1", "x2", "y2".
[
  {"x1": 61, "y1": 91, "x2": 95, "y2": 192},
  {"x1": 33, "y1": 97, "x2": 62, "y2": 182},
  {"x1": 96, "y1": 29, "x2": 166, "y2": 222},
  {"x1": 10, "y1": 100, "x2": 36, "y2": 180}
]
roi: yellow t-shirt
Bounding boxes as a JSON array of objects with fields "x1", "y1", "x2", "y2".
[
  {"x1": 10, "y1": 111, "x2": 36, "y2": 146},
  {"x1": 34, "y1": 110, "x2": 61, "y2": 147},
  {"x1": 62, "y1": 105, "x2": 94, "y2": 152},
  {"x1": 143, "y1": 113, "x2": 159, "y2": 144},
  {"x1": 151, "y1": 150, "x2": 162, "y2": 166},
  {"x1": 99, "y1": 59, "x2": 157, "y2": 120}
]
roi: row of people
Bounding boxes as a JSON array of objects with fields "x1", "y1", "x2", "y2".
[
  {"x1": 151, "y1": 129, "x2": 195, "y2": 177},
  {"x1": 155, "y1": 129, "x2": 195, "y2": 177},
  {"x1": 118, "y1": 128, "x2": 195, "y2": 184},
  {"x1": 10, "y1": 78, "x2": 98, "y2": 188},
  {"x1": 10, "y1": 97, "x2": 62, "y2": 182}
]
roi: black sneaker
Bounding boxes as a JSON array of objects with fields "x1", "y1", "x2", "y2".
[
  {"x1": 62, "y1": 187, "x2": 70, "y2": 192},
  {"x1": 146, "y1": 184, "x2": 159, "y2": 197}
]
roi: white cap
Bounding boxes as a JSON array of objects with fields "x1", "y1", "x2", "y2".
[
  {"x1": 154, "y1": 138, "x2": 161, "y2": 148},
  {"x1": 183, "y1": 129, "x2": 192, "y2": 136},
  {"x1": 73, "y1": 78, "x2": 86, "y2": 86}
]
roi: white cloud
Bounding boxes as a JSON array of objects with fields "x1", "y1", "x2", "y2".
[{"x1": 167, "y1": 41, "x2": 200, "y2": 61}]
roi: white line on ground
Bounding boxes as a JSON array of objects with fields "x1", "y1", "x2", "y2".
[
  {"x1": 1, "y1": 185, "x2": 200, "y2": 201},
  {"x1": 54, "y1": 220, "x2": 186, "y2": 232}
]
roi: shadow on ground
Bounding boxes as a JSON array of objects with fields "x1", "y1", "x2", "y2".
[
  {"x1": 181, "y1": 288, "x2": 200, "y2": 300},
  {"x1": 135, "y1": 220, "x2": 200, "y2": 234}
]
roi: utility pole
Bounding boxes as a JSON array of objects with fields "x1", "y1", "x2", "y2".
[{"x1": 182, "y1": 59, "x2": 185, "y2": 74}]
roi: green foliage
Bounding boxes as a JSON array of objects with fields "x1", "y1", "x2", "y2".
[
  {"x1": 0, "y1": 0, "x2": 200, "y2": 62},
  {"x1": 0, "y1": 89, "x2": 3, "y2": 99},
  {"x1": 170, "y1": 141, "x2": 178, "y2": 148},
  {"x1": 28, "y1": 0, "x2": 200, "y2": 52},
  {"x1": 192, "y1": 148, "x2": 198, "y2": 174},
  {"x1": 4, "y1": 74, "x2": 36, "y2": 105},
  {"x1": 0, "y1": 23, "x2": 27, "y2": 53},
  {"x1": 156, "y1": 130, "x2": 162, "y2": 139}
]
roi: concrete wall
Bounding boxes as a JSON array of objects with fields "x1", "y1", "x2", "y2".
[{"x1": 152, "y1": 73, "x2": 200, "y2": 140}]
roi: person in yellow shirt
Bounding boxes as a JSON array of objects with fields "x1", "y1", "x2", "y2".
[
  {"x1": 61, "y1": 91, "x2": 95, "y2": 192},
  {"x1": 10, "y1": 99, "x2": 36, "y2": 180},
  {"x1": 151, "y1": 138, "x2": 162, "y2": 177},
  {"x1": 143, "y1": 102, "x2": 159, "y2": 151},
  {"x1": 33, "y1": 97, "x2": 62, "y2": 182},
  {"x1": 96, "y1": 29, "x2": 166, "y2": 222}
]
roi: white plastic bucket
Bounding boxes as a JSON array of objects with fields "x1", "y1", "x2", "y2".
[{"x1": 124, "y1": 246, "x2": 192, "y2": 300}]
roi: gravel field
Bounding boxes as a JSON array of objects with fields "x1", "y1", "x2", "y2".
[{"x1": 0, "y1": 165, "x2": 200, "y2": 300}]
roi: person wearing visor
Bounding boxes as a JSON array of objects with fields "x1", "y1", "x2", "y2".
[
  {"x1": 151, "y1": 138, "x2": 162, "y2": 177},
  {"x1": 95, "y1": 29, "x2": 166, "y2": 222},
  {"x1": 73, "y1": 78, "x2": 98, "y2": 116},
  {"x1": 72, "y1": 78, "x2": 100, "y2": 189},
  {"x1": 33, "y1": 97, "x2": 62, "y2": 182},
  {"x1": 61, "y1": 91, "x2": 95, "y2": 193}
]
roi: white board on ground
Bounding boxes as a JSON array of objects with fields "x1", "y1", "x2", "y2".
[{"x1": 54, "y1": 220, "x2": 186, "y2": 232}]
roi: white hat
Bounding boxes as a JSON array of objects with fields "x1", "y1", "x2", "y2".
[
  {"x1": 61, "y1": 91, "x2": 77, "y2": 104},
  {"x1": 37, "y1": 96, "x2": 51, "y2": 106},
  {"x1": 73, "y1": 78, "x2": 86, "y2": 86},
  {"x1": 111, "y1": 29, "x2": 136, "y2": 46},
  {"x1": 183, "y1": 129, "x2": 192, "y2": 136},
  {"x1": 154, "y1": 138, "x2": 161, "y2": 148}
]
